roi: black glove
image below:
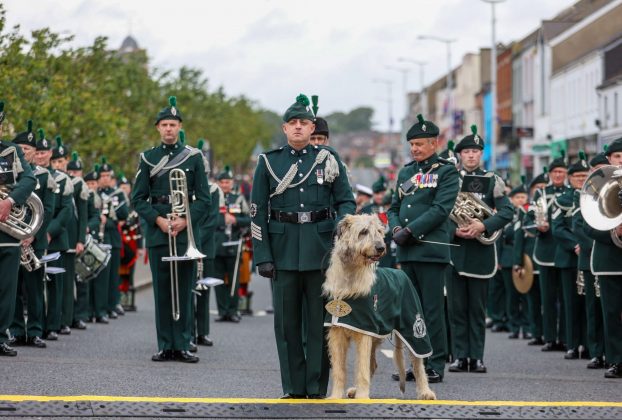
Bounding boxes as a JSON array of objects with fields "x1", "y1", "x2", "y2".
[
  {"x1": 257, "y1": 262, "x2": 275, "y2": 279},
  {"x1": 392, "y1": 227, "x2": 416, "y2": 246}
]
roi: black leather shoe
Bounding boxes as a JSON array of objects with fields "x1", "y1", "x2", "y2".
[
  {"x1": 528, "y1": 337, "x2": 544, "y2": 346},
  {"x1": 426, "y1": 368, "x2": 443, "y2": 383},
  {"x1": 85, "y1": 317, "x2": 94, "y2": 323},
  {"x1": 469, "y1": 359, "x2": 487, "y2": 373},
  {"x1": 508, "y1": 332, "x2": 519, "y2": 339},
  {"x1": 189, "y1": 342, "x2": 198, "y2": 353},
  {"x1": 108, "y1": 311, "x2": 118, "y2": 319},
  {"x1": 391, "y1": 368, "x2": 415, "y2": 382},
  {"x1": 95, "y1": 316, "x2": 109, "y2": 324},
  {"x1": 59, "y1": 325, "x2": 71, "y2": 335},
  {"x1": 152, "y1": 350, "x2": 174, "y2": 362},
  {"x1": 448, "y1": 358, "x2": 469, "y2": 372},
  {"x1": 197, "y1": 335, "x2": 213, "y2": 346},
  {"x1": 45, "y1": 331, "x2": 58, "y2": 341},
  {"x1": 279, "y1": 394, "x2": 306, "y2": 399},
  {"x1": 564, "y1": 349, "x2": 579, "y2": 360},
  {"x1": 174, "y1": 350, "x2": 199, "y2": 363},
  {"x1": 72, "y1": 320, "x2": 87, "y2": 330},
  {"x1": 541, "y1": 341, "x2": 556, "y2": 352},
  {"x1": 229, "y1": 314, "x2": 241, "y2": 323},
  {"x1": 215, "y1": 315, "x2": 229, "y2": 322},
  {"x1": 604, "y1": 363, "x2": 622, "y2": 379},
  {"x1": 0, "y1": 343, "x2": 17, "y2": 356},
  {"x1": 491, "y1": 324, "x2": 509, "y2": 333},
  {"x1": 587, "y1": 356, "x2": 605, "y2": 369},
  {"x1": 29, "y1": 337, "x2": 46, "y2": 348},
  {"x1": 11, "y1": 336, "x2": 27, "y2": 346},
  {"x1": 307, "y1": 394, "x2": 326, "y2": 399},
  {"x1": 123, "y1": 304, "x2": 137, "y2": 312},
  {"x1": 115, "y1": 304, "x2": 125, "y2": 316},
  {"x1": 522, "y1": 332, "x2": 533, "y2": 340},
  {"x1": 554, "y1": 342, "x2": 567, "y2": 352}
]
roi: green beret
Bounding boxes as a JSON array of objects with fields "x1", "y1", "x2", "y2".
[
  {"x1": 155, "y1": 96, "x2": 183, "y2": 125},
  {"x1": 509, "y1": 176, "x2": 527, "y2": 197},
  {"x1": 84, "y1": 166, "x2": 99, "y2": 182},
  {"x1": 283, "y1": 94, "x2": 315, "y2": 122},
  {"x1": 590, "y1": 145, "x2": 609, "y2": 166},
  {"x1": 548, "y1": 149, "x2": 567, "y2": 171},
  {"x1": 0, "y1": 101, "x2": 5, "y2": 124},
  {"x1": 455, "y1": 125, "x2": 485, "y2": 153},
  {"x1": 313, "y1": 117, "x2": 329, "y2": 137},
  {"x1": 529, "y1": 167, "x2": 548, "y2": 189},
  {"x1": 51, "y1": 136, "x2": 69, "y2": 160},
  {"x1": 217, "y1": 165, "x2": 233, "y2": 181},
  {"x1": 12, "y1": 120, "x2": 37, "y2": 147},
  {"x1": 406, "y1": 114, "x2": 439, "y2": 141},
  {"x1": 67, "y1": 151, "x2": 83, "y2": 171},
  {"x1": 371, "y1": 175, "x2": 387, "y2": 193},
  {"x1": 439, "y1": 140, "x2": 458, "y2": 163},
  {"x1": 568, "y1": 150, "x2": 589, "y2": 175},
  {"x1": 99, "y1": 156, "x2": 113, "y2": 174},
  {"x1": 118, "y1": 171, "x2": 130, "y2": 185},
  {"x1": 605, "y1": 137, "x2": 622, "y2": 156},
  {"x1": 35, "y1": 128, "x2": 51, "y2": 151}
]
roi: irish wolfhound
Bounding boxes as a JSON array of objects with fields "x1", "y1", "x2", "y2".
[{"x1": 323, "y1": 214, "x2": 436, "y2": 400}]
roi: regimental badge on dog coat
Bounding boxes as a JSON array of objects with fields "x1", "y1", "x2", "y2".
[{"x1": 324, "y1": 267, "x2": 432, "y2": 358}]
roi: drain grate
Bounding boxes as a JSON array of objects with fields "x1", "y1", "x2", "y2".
[{"x1": 0, "y1": 400, "x2": 620, "y2": 419}]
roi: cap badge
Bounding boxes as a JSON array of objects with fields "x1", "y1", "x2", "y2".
[
  {"x1": 27, "y1": 133, "x2": 34, "y2": 141},
  {"x1": 422, "y1": 124, "x2": 427, "y2": 132},
  {"x1": 171, "y1": 107, "x2": 177, "y2": 116},
  {"x1": 59, "y1": 146, "x2": 64, "y2": 155},
  {"x1": 474, "y1": 135, "x2": 480, "y2": 145},
  {"x1": 42, "y1": 139, "x2": 48, "y2": 148}
]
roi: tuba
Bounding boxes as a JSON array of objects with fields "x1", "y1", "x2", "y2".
[
  {"x1": 0, "y1": 186, "x2": 44, "y2": 240},
  {"x1": 580, "y1": 165, "x2": 622, "y2": 248},
  {"x1": 450, "y1": 192, "x2": 501, "y2": 245},
  {"x1": 162, "y1": 168, "x2": 205, "y2": 321}
]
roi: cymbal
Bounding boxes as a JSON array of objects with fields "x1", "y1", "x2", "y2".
[{"x1": 512, "y1": 254, "x2": 534, "y2": 294}]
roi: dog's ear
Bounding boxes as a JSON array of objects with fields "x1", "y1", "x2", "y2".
[{"x1": 336, "y1": 215, "x2": 354, "y2": 238}]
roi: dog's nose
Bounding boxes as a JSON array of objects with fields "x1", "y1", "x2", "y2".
[{"x1": 376, "y1": 244, "x2": 386, "y2": 253}]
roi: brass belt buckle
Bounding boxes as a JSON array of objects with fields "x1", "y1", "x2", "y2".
[{"x1": 298, "y1": 211, "x2": 311, "y2": 224}]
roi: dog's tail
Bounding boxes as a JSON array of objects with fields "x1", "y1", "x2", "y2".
[{"x1": 393, "y1": 333, "x2": 406, "y2": 394}]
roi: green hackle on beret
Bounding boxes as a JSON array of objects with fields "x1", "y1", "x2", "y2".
[
  {"x1": 55, "y1": 136, "x2": 63, "y2": 147},
  {"x1": 470, "y1": 124, "x2": 477, "y2": 135},
  {"x1": 296, "y1": 94, "x2": 310, "y2": 107},
  {"x1": 0, "y1": 101, "x2": 4, "y2": 112},
  {"x1": 38, "y1": 128, "x2": 45, "y2": 140},
  {"x1": 179, "y1": 129, "x2": 185, "y2": 144},
  {"x1": 198, "y1": 139, "x2": 204, "y2": 150},
  {"x1": 417, "y1": 114, "x2": 425, "y2": 124},
  {"x1": 447, "y1": 140, "x2": 454, "y2": 151},
  {"x1": 543, "y1": 166, "x2": 548, "y2": 174},
  {"x1": 311, "y1": 95, "x2": 319, "y2": 117},
  {"x1": 406, "y1": 114, "x2": 439, "y2": 141},
  {"x1": 283, "y1": 94, "x2": 315, "y2": 122},
  {"x1": 72, "y1": 151, "x2": 79, "y2": 161},
  {"x1": 604, "y1": 144, "x2": 609, "y2": 152},
  {"x1": 520, "y1": 175, "x2": 526, "y2": 184},
  {"x1": 101, "y1": 156, "x2": 107, "y2": 165},
  {"x1": 94, "y1": 164, "x2": 100, "y2": 172},
  {"x1": 579, "y1": 150, "x2": 586, "y2": 161},
  {"x1": 27, "y1": 120, "x2": 32, "y2": 132},
  {"x1": 169, "y1": 96, "x2": 177, "y2": 107}
]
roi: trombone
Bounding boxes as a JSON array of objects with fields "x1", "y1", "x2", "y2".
[{"x1": 162, "y1": 168, "x2": 205, "y2": 321}]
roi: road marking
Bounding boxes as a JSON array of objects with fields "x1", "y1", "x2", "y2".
[
  {"x1": 380, "y1": 349, "x2": 394, "y2": 359},
  {"x1": 0, "y1": 396, "x2": 620, "y2": 407}
]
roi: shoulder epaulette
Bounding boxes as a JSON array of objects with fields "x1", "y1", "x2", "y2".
[
  {"x1": 404, "y1": 160, "x2": 416, "y2": 167},
  {"x1": 264, "y1": 147, "x2": 284, "y2": 155},
  {"x1": 436, "y1": 157, "x2": 451, "y2": 165}
]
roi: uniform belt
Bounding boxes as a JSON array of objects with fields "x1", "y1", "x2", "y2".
[
  {"x1": 270, "y1": 208, "x2": 332, "y2": 224},
  {"x1": 151, "y1": 195, "x2": 194, "y2": 204}
]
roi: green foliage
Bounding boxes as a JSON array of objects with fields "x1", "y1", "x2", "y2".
[
  {"x1": 0, "y1": 4, "x2": 271, "y2": 175},
  {"x1": 325, "y1": 107, "x2": 374, "y2": 135}
]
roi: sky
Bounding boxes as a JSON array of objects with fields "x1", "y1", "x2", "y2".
[{"x1": 3, "y1": 0, "x2": 577, "y2": 131}]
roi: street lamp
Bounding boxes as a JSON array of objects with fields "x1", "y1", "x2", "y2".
[
  {"x1": 372, "y1": 78, "x2": 394, "y2": 136},
  {"x1": 417, "y1": 35, "x2": 456, "y2": 138},
  {"x1": 398, "y1": 57, "x2": 427, "y2": 117},
  {"x1": 482, "y1": 0, "x2": 506, "y2": 171}
]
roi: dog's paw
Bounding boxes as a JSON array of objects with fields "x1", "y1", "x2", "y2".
[
  {"x1": 417, "y1": 389, "x2": 437, "y2": 400},
  {"x1": 346, "y1": 387, "x2": 356, "y2": 399}
]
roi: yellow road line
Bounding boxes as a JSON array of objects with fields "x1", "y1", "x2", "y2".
[{"x1": 0, "y1": 395, "x2": 620, "y2": 407}]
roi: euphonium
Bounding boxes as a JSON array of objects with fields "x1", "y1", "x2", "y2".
[
  {"x1": 580, "y1": 164, "x2": 622, "y2": 248},
  {"x1": 449, "y1": 192, "x2": 501, "y2": 245},
  {"x1": 20, "y1": 244, "x2": 42, "y2": 272},
  {"x1": 534, "y1": 188, "x2": 549, "y2": 228},
  {"x1": 162, "y1": 168, "x2": 206, "y2": 321},
  {"x1": 0, "y1": 186, "x2": 44, "y2": 240}
]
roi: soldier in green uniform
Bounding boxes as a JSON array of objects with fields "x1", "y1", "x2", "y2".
[
  {"x1": 251, "y1": 94, "x2": 355, "y2": 398},
  {"x1": 97, "y1": 158, "x2": 129, "y2": 319},
  {"x1": 84, "y1": 168, "x2": 108, "y2": 323},
  {"x1": 529, "y1": 154, "x2": 572, "y2": 351},
  {"x1": 500, "y1": 183, "x2": 530, "y2": 339},
  {"x1": 584, "y1": 138, "x2": 622, "y2": 378},
  {"x1": 551, "y1": 152, "x2": 589, "y2": 359},
  {"x1": 195, "y1": 139, "x2": 220, "y2": 347},
  {"x1": 359, "y1": 175, "x2": 394, "y2": 267},
  {"x1": 388, "y1": 113, "x2": 459, "y2": 383},
  {"x1": 513, "y1": 172, "x2": 547, "y2": 345},
  {"x1": 34, "y1": 132, "x2": 72, "y2": 341},
  {"x1": 574, "y1": 151, "x2": 608, "y2": 369},
  {"x1": 310, "y1": 117, "x2": 330, "y2": 147},
  {"x1": 447, "y1": 125, "x2": 513, "y2": 374},
  {"x1": 51, "y1": 140, "x2": 88, "y2": 334},
  {"x1": 0, "y1": 104, "x2": 38, "y2": 356},
  {"x1": 214, "y1": 166, "x2": 250, "y2": 323},
  {"x1": 10, "y1": 122, "x2": 56, "y2": 349},
  {"x1": 67, "y1": 153, "x2": 96, "y2": 328},
  {"x1": 131, "y1": 96, "x2": 211, "y2": 363}
]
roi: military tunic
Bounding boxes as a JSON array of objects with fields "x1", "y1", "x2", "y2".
[
  {"x1": 448, "y1": 168, "x2": 513, "y2": 361},
  {"x1": 131, "y1": 140, "x2": 210, "y2": 352},
  {"x1": 0, "y1": 143, "x2": 36, "y2": 345},
  {"x1": 251, "y1": 143, "x2": 355, "y2": 397},
  {"x1": 10, "y1": 164, "x2": 56, "y2": 340},
  {"x1": 214, "y1": 191, "x2": 250, "y2": 318},
  {"x1": 388, "y1": 153, "x2": 459, "y2": 376}
]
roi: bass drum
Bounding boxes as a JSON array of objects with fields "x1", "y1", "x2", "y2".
[{"x1": 76, "y1": 234, "x2": 112, "y2": 282}]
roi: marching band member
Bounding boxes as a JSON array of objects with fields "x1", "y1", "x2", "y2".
[
  {"x1": 10, "y1": 122, "x2": 56, "y2": 349},
  {"x1": 0, "y1": 102, "x2": 38, "y2": 357},
  {"x1": 131, "y1": 96, "x2": 210, "y2": 363}
]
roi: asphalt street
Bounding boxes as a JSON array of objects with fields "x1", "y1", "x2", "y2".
[{"x1": 1, "y1": 261, "x2": 620, "y2": 402}]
